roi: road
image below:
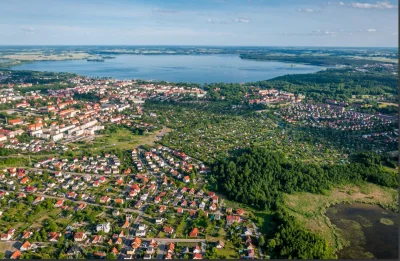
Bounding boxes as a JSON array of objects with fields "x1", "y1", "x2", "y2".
[
  {"x1": 141, "y1": 238, "x2": 206, "y2": 243},
  {"x1": 3, "y1": 166, "x2": 128, "y2": 178},
  {"x1": 156, "y1": 243, "x2": 165, "y2": 259},
  {"x1": 0, "y1": 188, "x2": 151, "y2": 218},
  {"x1": 251, "y1": 221, "x2": 265, "y2": 259}
]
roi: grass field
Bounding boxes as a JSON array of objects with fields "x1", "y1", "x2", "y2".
[
  {"x1": 283, "y1": 183, "x2": 398, "y2": 252},
  {"x1": 216, "y1": 241, "x2": 239, "y2": 259},
  {"x1": 72, "y1": 127, "x2": 170, "y2": 154}
]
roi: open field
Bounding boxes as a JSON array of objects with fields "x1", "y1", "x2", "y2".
[
  {"x1": 3, "y1": 52, "x2": 90, "y2": 61},
  {"x1": 71, "y1": 127, "x2": 171, "y2": 154},
  {"x1": 378, "y1": 102, "x2": 398, "y2": 108},
  {"x1": 350, "y1": 56, "x2": 398, "y2": 64},
  {"x1": 283, "y1": 183, "x2": 398, "y2": 252}
]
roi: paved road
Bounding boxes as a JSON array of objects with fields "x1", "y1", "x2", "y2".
[
  {"x1": 251, "y1": 221, "x2": 265, "y2": 259},
  {"x1": 0, "y1": 188, "x2": 151, "y2": 218},
  {"x1": 4, "y1": 166, "x2": 128, "y2": 178},
  {"x1": 141, "y1": 238, "x2": 206, "y2": 243},
  {"x1": 156, "y1": 243, "x2": 165, "y2": 259}
]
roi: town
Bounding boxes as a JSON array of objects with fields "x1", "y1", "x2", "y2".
[{"x1": 0, "y1": 68, "x2": 398, "y2": 260}]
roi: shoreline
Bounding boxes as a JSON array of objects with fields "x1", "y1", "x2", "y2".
[{"x1": 283, "y1": 183, "x2": 398, "y2": 257}]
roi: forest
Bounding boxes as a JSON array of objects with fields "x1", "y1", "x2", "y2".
[
  {"x1": 266, "y1": 208, "x2": 335, "y2": 259},
  {"x1": 240, "y1": 53, "x2": 396, "y2": 66},
  {"x1": 204, "y1": 67, "x2": 398, "y2": 103},
  {"x1": 211, "y1": 147, "x2": 398, "y2": 210}
]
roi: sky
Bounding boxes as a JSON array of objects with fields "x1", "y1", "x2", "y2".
[{"x1": 0, "y1": 0, "x2": 398, "y2": 47}]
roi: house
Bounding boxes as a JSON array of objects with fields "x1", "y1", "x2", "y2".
[
  {"x1": 115, "y1": 198, "x2": 124, "y2": 205},
  {"x1": 92, "y1": 235, "x2": 103, "y2": 244},
  {"x1": 236, "y1": 208, "x2": 244, "y2": 216},
  {"x1": 122, "y1": 220, "x2": 130, "y2": 229},
  {"x1": 209, "y1": 203, "x2": 217, "y2": 211},
  {"x1": 132, "y1": 237, "x2": 141, "y2": 249},
  {"x1": 155, "y1": 217, "x2": 164, "y2": 224},
  {"x1": 189, "y1": 228, "x2": 198, "y2": 237},
  {"x1": 20, "y1": 177, "x2": 29, "y2": 184},
  {"x1": 66, "y1": 246, "x2": 82, "y2": 256},
  {"x1": 246, "y1": 249, "x2": 255, "y2": 258},
  {"x1": 96, "y1": 222, "x2": 111, "y2": 233},
  {"x1": 226, "y1": 215, "x2": 241, "y2": 226},
  {"x1": 146, "y1": 246, "x2": 155, "y2": 255},
  {"x1": 74, "y1": 232, "x2": 87, "y2": 242},
  {"x1": 193, "y1": 253, "x2": 203, "y2": 259},
  {"x1": 183, "y1": 176, "x2": 190, "y2": 183},
  {"x1": 34, "y1": 196, "x2": 44, "y2": 204},
  {"x1": 67, "y1": 191, "x2": 77, "y2": 199},
  {"x1": 243, "y1": 227, "x2": 253, "y2": 236},
  {"x1": 115, "y1": 237, "x2": 123, "y2": 245},
  {"x1": 135, "y1": 228, "x2": 146, "y2": 237},
  {"x1": 176, "y1": 208, "x2": 184, "y2": 214},
  {"x1": 48, "y1": 232, "x2": 61, "y2": 242},
  {"x1": 93, "y1": 251, "x2": 106, "y2": 259},
  {"x1": 216, "y1": 240, "x2": 225, "y2": 249},
  {"x1": 159, "y1": 205, "x2": 166, "y2": 213},
  {"x1": 10, "y1": 250, "x2": 22, "y2": 259},
  {"x1": 193, "y1": 245, "x2": 201, "y2": 254},
  {"x1": 1, "y1": 233, "x2": 11, "y2": 241},
  {"x1": 77, "y1": 203, "x2": 86, "y2": 210},
  {"x1": 54, "y1": 199, "x2": 64, "y2": 208},
  {"x1": 163, "y1": 226, "x2": 174, "y2": 235},
  {"x1": 9, "y1": 118, "x2": 24, "y2": 126},
  {"x1": 20, "y1": 240, "x2": 31, "y2": 251},
  {"x1": 99, "y1": 196, "x2": 110, "y2": 204},
  {"x1": 167, "y1": 243, "x2": 175, "y2": 253},
  {"x1": 112, "y1": 210, "x2": 120, "y2": 217},
  {"x1": 22, "y1": 231, "x2": 33, "y2": 239}
]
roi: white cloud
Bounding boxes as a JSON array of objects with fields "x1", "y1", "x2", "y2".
[
  {"x1": 20, "y1": 26, "x2": 35, "y2": 34},
  {"x1": 233, "y1": 17, "x2": 250, "y2": 23},
  {"x1": 367, "y1": 28, "x2": 376, "y2": 32},
  {"x1": 206, "y1": 18, "x2": 230, "y2": 24},
  {"x1": 348, "y1": 1, "x2": 397, "y2": 9},
  {"x1": 297, "y1": 8, "x2": 321, "y2": 13},
  {"x1": 153, "y1": 8, "x2": 179, "y2": 13}
]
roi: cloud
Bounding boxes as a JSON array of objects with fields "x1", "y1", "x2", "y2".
[
  {"x1": 367, "y1": 28, "x2": 376, "y2": 32},
  {"x1": 296, "y1": 8, "x2": 321, "y2": 13},
  {"x1": 348, "y1": 1, "x2": 397, "y2": 9},
  {"x1": 206, "y1": 18, "x2": 230, "y2": 24},
  {"x1": 153, "y1": 8, "x2": 179, "y2": 14},
  {"x1": 20, "y1": 26, "x2": 35, "y2": 34},
  {"x1": 232, "y1": 17, "x2": 250, "y2": 23}
]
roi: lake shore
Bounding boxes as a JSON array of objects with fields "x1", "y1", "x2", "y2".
[{"x1": 283, "y1": 183, "x2": 398, "y2": 257}]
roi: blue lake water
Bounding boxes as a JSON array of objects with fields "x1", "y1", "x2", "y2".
[{"x1": 12, "y1": 54, "x2": 324, "y2": 84}]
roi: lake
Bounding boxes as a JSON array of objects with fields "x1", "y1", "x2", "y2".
[
  {"x1": 326, "y1": 203, "x2": 399, "y2": 259},
  {"x1": 11, "y1": 54, "x2": 323, "y2": 84}
]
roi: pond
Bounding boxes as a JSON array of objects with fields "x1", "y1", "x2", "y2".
[{"x1": 326, "y1": 203, "x2": 399, "y2": 259}]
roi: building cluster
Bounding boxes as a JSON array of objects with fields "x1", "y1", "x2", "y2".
[
  {"x1": 0, "y1": 76, "x2": 206, "y2": 153},
  {"x1": 0, "y1": 142, "x2": 263, "y2": 259},
  {"x1": 279, "y1": 102, "x2": 396, "y2": 131},
  {"x1": 248, "y1": 89, "x2": 304, "y2": 105}
]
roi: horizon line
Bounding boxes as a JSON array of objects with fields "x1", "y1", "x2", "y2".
[{"x1": 0, "y1": 44, "x2": 397, "y2": 49}]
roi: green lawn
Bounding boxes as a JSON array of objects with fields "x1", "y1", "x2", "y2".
[{"x1": 217, "y1": 241, "x2": 239, "y2": 259}]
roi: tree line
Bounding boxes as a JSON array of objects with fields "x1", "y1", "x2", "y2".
[{"x1": 211, "y1": 147, "x2": 397, "y2": 210}]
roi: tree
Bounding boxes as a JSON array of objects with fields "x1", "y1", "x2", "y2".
[{"x1": 259, "y1": 235, "x2": 265, "y2": 247}]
